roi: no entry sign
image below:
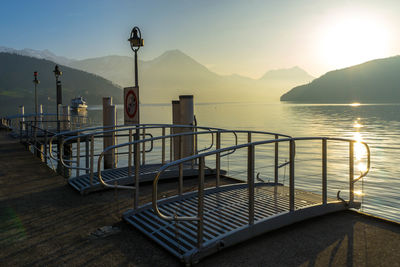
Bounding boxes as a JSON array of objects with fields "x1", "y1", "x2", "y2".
[{"x1": 124, "y1": 86, "x2": 139, "y2": 125}]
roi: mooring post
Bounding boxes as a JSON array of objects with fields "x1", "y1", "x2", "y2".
[{"x1": 103, "y1": 97, "x2": 117, "y2": 169}]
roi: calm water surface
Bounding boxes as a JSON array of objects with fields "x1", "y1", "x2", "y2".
[{"x1": 86, "y1": 102, "x2": 400, "y2": 222}]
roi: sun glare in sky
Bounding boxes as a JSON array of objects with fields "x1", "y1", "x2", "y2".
[{"x1": 318, "y1": 13, "x2": 391, "y2": 70}]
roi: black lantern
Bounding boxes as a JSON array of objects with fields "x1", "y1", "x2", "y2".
[{"x1": 128, "y1": 26, "x2": 143, "y2": 87}]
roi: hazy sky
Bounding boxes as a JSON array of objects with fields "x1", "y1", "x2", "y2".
[{"x1": 1, "y1": 0, "x2": 399, "y2": 78}]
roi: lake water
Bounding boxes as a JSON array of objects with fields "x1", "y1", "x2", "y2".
[{"x1": 84, "y1": 102, "x2": 400, "y2": 222}]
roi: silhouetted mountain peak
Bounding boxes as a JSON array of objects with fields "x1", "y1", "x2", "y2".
[
  {"x1": 259, "y1": 66, "x2": 314, "y2": 82},
  {"x1": 281, "y1": 55, "x2": 400, "y2": 103}
]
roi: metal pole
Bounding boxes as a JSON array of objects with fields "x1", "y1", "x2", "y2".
[
  {"x1": 34, "y1": 82, "x2": 38, "y2": 127},
  {"x1": 56, "y1": 76, "x2": 60, "y2": 134},
  {"x1": 289, "y1": 139, "x2": 295, "y2": 211},
  {"x1": 134, "y1": 141, "x2": 140, "y2": 209},
  {"x1": 76, "y1": 137, "x2": 80, "y2": 177},
  {"x1": 179, "y1": 136, "x2": 183, "y2": 195},
  {"x1": 162, "y1": 127, "x2": 166, "y2": 164},
  {"x1": 134, "y1": 50, "x2": 138, "y2": 87},
  {"x1": 274, "y1": 134, "x2": 279, "y2": 184},
  {"x1": 197, "y1": 156, "x2": 205, "y2": 249},
  {"x1": 216, "y1": 131, "x2": 221, "y2": 187},
  {"x1": 44, "y1": 130, "x2": 48, "y2": 165},
  {"x1": 142, "y1": 128, "x2": 146, "y2": 165},
  {"x1": 128, "y1": 129, "x2": 132, "y2": 177},
  {"x1": 322, "y1": 138, "x2": 327, "y2": 204},
  {"x1": 90, "y1": 135, "x2": 94, "y2": 185},
  {"x1": 85, "y1": 136, "x2": 89, "y2": 174},
  {"x1": 248, "y1": 144, "x2": 255, "y2": 225},
  {"x1": 349, "y1": 142, "x2": 354, "y2": 203}
]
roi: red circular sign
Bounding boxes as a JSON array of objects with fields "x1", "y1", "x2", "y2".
[{"x1": 125, "y1": 90, "x2": 138, "y2": 119}]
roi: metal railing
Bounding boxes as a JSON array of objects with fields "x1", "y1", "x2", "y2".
[
  {"x1": 97, "y1": 129, "x2": 292, "y2": 208},
  {"x1": 149, "y1": 136, "x2": 370, "y2": 248},
  {"x1": 49, "y1": 124, "x2": 241, "y2": 178}
]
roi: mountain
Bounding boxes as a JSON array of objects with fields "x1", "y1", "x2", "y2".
[
  {"x1": 69, "y1": 55, "x2": 136, "y2": 87},
  {"x1": 281, "y1": 56, "x2": 400, "y2": 103},
  {"x1": 0, "y1": 53, "x2": 122, "y2": 115},
  {"x1": 0, "y1": 46, "x2": 75, "y2": 66},
  {"x1": 71, "y1": 50, "x2": 314, "y2": 103},
  {"x1": 259, "y1": 66, "x2": 314, "y2": 83}
]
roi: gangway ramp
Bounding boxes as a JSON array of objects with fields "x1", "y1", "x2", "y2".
[
  {"x1": 69, "y1": 163, "x2": 221, "y2": 195},
  {"x1": 122, "y1": 136, "x2": 370, "y2": 265},
  {"x1": 123, "y1": 183, "x2": 348, "y2": 264}
]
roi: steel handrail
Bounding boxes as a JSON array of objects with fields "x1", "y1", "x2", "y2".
[
  {"x1": 96, "y1": 129, "x2": 239, "y2": 189},
  {"x1": 96, "y1": 129, "x2": 289, "y2": 190},
  {"x1": 151, "y1": 136, "x2": 370, "y2": 222},
  {"x1": 48, "y1": 124, "x2": 219, "y2": 161},
  {"x1": 51, "y1": 125, "x2": 224, "y2": 171}
]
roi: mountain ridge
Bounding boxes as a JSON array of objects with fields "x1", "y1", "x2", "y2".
[
  {"x1": 281, "y1": 55, "x2": 400, "y2": 103},
  {"x1": 0, "y1": 53, "x2": 122, "y2": 115}
]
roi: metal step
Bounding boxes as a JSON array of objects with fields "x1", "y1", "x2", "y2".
[{"x1": 123, "y1": 183, "x2": 350, "y2": 264}]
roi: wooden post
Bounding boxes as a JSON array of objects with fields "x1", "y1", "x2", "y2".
[{"x1": 103, "y1": 97, "x2": 117, "y2": 169}]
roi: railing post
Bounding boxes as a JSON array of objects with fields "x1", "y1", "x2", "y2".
[
  {"x1": 90, "y1": 135, "x2": 94, "y2": 185},
  {"x1": 179, "y1": 136, "x2": 183, "y2": 195},
  {"x1": 274, "y1": 134, "x2": 279, "y2": 184},
  {"x1": 216, "y1": 131, "x2": 221, "y2": 187},
  {"x1": 142, "y1": 128, "x2": 146, "y2": 165},
  {"x1": 128, "y1": 129, "x2": 132, "y2": 177},
  {"x1": 19, "y1": 121, "x2": 23, "y2": 142},
  {"x1": 76, "y1": 137, "x2": 80, "y2": 177},
  {"x1": 57, "y1": 135, "x2": 63, "y2": 175},
  {"x1": 85, "y1": 136, "x2": 89, "y2": 174},
  {"x1": 349, "y1": 141, "x2": 354, "y2": 203},
  {"x1": 169, "y1": 128, "x2": 173, "y2": 163},
  {"x1": 322, "y1": 138, "x2": 327, "y2": 205},
  {"x1": 289, "y1": 139, "x2": 295, "y2": 211},
  {"x1": 162, "y1": 127, "x2": 166, "y2": 164},
  {"x1": 197, "y1": 156, "x2": 205, "y2": 249},
  {"x1": 248, "y1": 144, "x2": 255, "y2": 225},
  {"x1": 44, "y1": 130, "x2": 48, "y2": 165},
  {"x1": 134, "y1": 141, "x2": 140, "y2": 209}
]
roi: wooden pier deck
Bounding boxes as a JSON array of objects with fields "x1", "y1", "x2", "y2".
[{"x1": 1, "y1": 129, "x2": 400, "y2": 266}]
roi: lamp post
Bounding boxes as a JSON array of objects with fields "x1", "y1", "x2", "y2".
[
  {"x1": 53, "y1": 65, "x2": 62, "y2": 133},
  {"x1": 33, "y1": 71, "x2": 39, "y2": 125},
  {"x1": 128, "y1": 26, "x2": 143, "y2": 87},
  {"x1": 128, "y1": 26, "x2": 144, "y2": 168}
]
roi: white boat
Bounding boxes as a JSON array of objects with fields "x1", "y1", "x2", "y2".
[{"x1": 71, "y1": 96, "x2": 88, "y2": 109}]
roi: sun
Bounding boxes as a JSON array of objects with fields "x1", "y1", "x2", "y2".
[{"x1": 318, "y1": 14, "x2": 391, "y2": 70}]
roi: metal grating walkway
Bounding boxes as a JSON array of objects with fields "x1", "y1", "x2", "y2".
[
  {"x1": 69, "y1": 164, "x2": 223, "y2": 195},
  {"x1": 123, "y1": 183, "x2": 349, "y2": 264}
]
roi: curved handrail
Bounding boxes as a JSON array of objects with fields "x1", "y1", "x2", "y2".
[
  {"x1": 151, "y1": 136, "x2": 370, "y2": 222},
  {"x1": 50, "y1": 124, "x2": 234, "y2": 171},
  {"x1": 48, "y1": 124, "x2": 223, "y2": 162},
  {"x1": 96, "y1": 129, "x2": 290, "y2": 190}
]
